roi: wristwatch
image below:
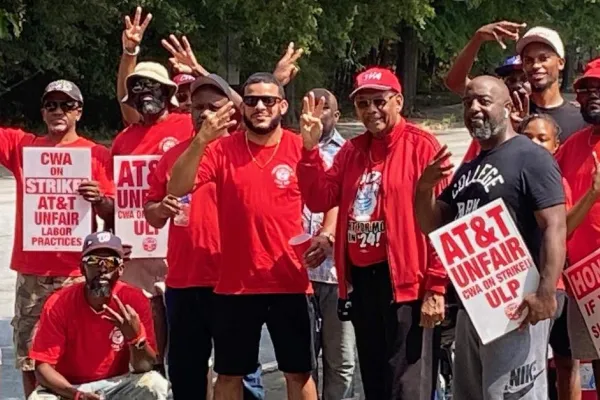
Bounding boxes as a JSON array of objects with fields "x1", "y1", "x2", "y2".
[{"x1": 320, "y1": 232, "x2": 335, "y2": 245}]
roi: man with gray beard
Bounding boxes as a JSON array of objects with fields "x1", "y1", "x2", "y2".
[{"x1": 415, "y1": 75, "x2": 567, "y2": 399}]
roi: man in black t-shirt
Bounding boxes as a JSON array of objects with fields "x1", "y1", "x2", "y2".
[
  {"x1": 517, "y1": 26, "x2": 588, "y2": 141},
  {"x1": 415, "y1": 75, "x2": 567, "y2": 400}
]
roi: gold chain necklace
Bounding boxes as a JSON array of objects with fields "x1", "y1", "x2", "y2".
[{"x1": 245, "y1": 132, "x2": 281, "y2": 169}]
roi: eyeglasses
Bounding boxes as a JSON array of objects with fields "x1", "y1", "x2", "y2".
[
  {"x1": 131, "y1": 78, "x2": 162, "y2": 94},
  {"x1": 242, "y1": 96, "x2": 282, "y2": 107},
  {"x1": 82, "y1": 255, "x2": 122, "y2": 272},
  {"x1": 42, "y1": 100, "x2": 81, "y2": 113},
  {"x1": 354, "y1": 96, "x2": 394, "y2": 110}
]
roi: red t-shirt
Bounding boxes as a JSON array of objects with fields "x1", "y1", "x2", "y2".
[
  {"x1": 29, "y1": 281, "x2": 156, "y2": 384},
  {"x1": 556, "y1": 127, "x2": 600, "y2": 265},
  {"x1": 462, "y1": 139, "x2": 481, "y2": 164},
  {"x1": 347, "y1": 138, "x2": 388, "y2": 266},
  {"x1": 0, "y1": 128, "x2": 114, "y2": 276},
  {"x1": 146, "y1": 138, "x2": 219, "y2": 288},
  {"x1": 111, "y1": 113, "x2": 194, "y2": 157},
  {"x1": 195, "y1": 130, "x2": 310, "y2": 294}
]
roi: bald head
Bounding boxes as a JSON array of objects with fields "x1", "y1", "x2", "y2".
[
  {"x1": 309, "y1": 88, "x2": 338, "y2": 112},
  {"x1": 306, "y1": 88, "x2": 339, "y2": 138},
  {"x1": 463, "y1": 75, "x2": 512, "y2": 143},
  {"x1": 467, "y1": 75, "x2": 512, "y2": 105}
]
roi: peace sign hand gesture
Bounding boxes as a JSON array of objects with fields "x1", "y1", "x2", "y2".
[
  {"x1": 301, "y1": 92, "x2": 325, "y2": 150},
  {"x1": 123, "y1": 7, "x2": 152, "y2": 53},
  {"x1": 161, "y1": 35, "x2": 208, "y2": 76},
  {"x1": 274, "y1": 42, "x2": 304, "y2": 85},
  {"x1": 101, "y1": 294, "x2": 142, "y2": 341},
  {"x1": 417, "y1": 145, "x2": 454, "y2": 191},
  {"x1": 195, "y1": 101, "x2": 237, "y2": 145}
]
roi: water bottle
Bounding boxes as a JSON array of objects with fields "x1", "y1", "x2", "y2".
[{"x1": 174, "y1": 195, "x2": 191, "y2": 227}]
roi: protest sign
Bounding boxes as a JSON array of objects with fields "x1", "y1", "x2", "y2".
[
  {"x1": 23, "y1": 148, "x2": 92, "y2": 251},
  {"x1": 114, "y1": 155, "x2": 167, "y2": 258},
  {"x1": 564, "y1": 249, "x2": 600, "y2": 359},
  {"x1": 429, "y1": 198, "x2": 539, "y2": 344}
]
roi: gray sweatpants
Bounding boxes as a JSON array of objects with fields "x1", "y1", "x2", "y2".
[{"x1": 453, "y1": 310, "x2": 551, "y2": 400}]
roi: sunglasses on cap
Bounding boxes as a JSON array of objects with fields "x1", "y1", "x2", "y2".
[
  {"x1": 82, "y1": 255, "x2": 122, "y2": 272},
  {"x1": 42, "y1": 100, "x2": 81, "y2": 113},
  {"x1": 242, "y1": 96, "x2": 282, "y2": 107},
  {"x1": 131, "y1": 78, "x2": 162, "y2": 94},
  {"x1": 354, "y1": 95, "x2": 395, "y2": 110}
]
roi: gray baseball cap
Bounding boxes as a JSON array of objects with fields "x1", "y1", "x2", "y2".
[{"x1": 42, "y1": 80, "x2": 84, "y2": 104}]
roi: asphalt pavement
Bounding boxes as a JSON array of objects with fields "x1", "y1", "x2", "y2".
[{"x1": 0, "y1": 122, "x2": 472, "y2": 399}]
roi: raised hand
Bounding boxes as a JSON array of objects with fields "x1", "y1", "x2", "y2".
[
  {"x1": 510, "y1": 90, "x2": 530, "y2": 129},
  {"x1": 274, "y1": 42, "x2": 304, "y2": 85},
  {"x1": 417, "y1": 145, "x2": 454, "y2": 191},
  {"x1": 122, "y1": 7, "x2": 152, "y2": 53},
  {"x1": 161, "y1": 35, "x2": 207, "y2": 76},
  {"x1": 102, "y1": 294, "x2": 142, "y2": 341},
  {"x1": 300, "y1": 92, "x2": 325, "y2": 150},
  {"x1": 475, "y1": 21, "x2": 527, "y2": 49},
  {"x1": 195, "y1": 101, "x2": 237, "y2": 144}
]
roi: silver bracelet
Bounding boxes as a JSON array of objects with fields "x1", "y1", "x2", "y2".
[{"x1": 123, "y1": 46, "x2": 140, "y2": 56}]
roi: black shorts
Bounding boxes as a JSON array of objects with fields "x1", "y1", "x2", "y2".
[
  {"x1": 213, "y1": 293, "x2": 316, "y2": 376},
  {"x1": 550, "y1": 290, "x2": 571, "y2": 358}
]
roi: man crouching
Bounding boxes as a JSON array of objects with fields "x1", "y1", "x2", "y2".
[{"x1": 27, "y1": 232, "x2": 168, "y2": 400}]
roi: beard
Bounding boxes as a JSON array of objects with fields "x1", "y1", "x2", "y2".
[
  {"x1": 87, "y1": 277, "x2": 113, "y2": 298},
  {"x1": 530, "y1": 76, "x2": 557, "y2": 93},
  {"x1": 243, "y1": 113, "x2": 282, "y2": 135},
  {"x1": 469, "y1": 117, "x2": 507, "y2": 141},
  {"x1": 137, "y1": 97, "x2": 166, "y2": 115},
  {"x1": 582, "y1": 106, "x2": 600, "y2": 125}
]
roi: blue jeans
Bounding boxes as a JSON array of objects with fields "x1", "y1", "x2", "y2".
[{"x1": 165, "y1": 287, "x2": 264, "y2": 399}]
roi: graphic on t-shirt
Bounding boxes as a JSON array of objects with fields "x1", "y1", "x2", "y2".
[
  {"x1": 272, "y1": 164, "x2": 294, "y2": 188},
  {"x1": 503, "y1": 361, "x2": 544, "y2": 400},
  {"x1": 348, "y1": 171, "x2": 385, "y2": 249},
  {"x1": 159, "y1": 137, "x2": 178, "y2": 153},
  {"x1": 449, "y1": 163, "x2": 506, "y2": 219},
  {"x1": 109, "y1": 327, "x2": 125, "y2": 351}
]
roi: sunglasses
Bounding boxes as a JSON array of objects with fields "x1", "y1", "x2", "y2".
[
  {"x1": 354, "y1": 95, "x2": 394, "y2": 110},
  {"x1": 131, "y1": 78, "x2": 162, "y2": 94},
  {"x1": 42, "y1": 100, "x2": 81, "y2": 113},
  {"x1": 242, "y1": 96, "x2": 282, "y2": 107},
  {"x1": 82, "y1": 255, "x2": 122, "y2": 272},
  {"x1": 576, "y1": 87, "x2": 600, "y2": 96}
]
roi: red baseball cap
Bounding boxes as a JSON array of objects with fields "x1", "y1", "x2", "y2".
[
  {"x1": 574, "y1": 58, "x2": 600, "y2": 90},
  {"x1": 173, "y1": 74, "x2": 196, "y2": 86},
  {"x1": 350, "y1": 67, "x2": 402, "y2": 99}
]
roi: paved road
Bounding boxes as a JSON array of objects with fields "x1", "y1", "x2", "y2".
[{"x1": 0, "y1": 123, "x2": 472, "y2": 399}]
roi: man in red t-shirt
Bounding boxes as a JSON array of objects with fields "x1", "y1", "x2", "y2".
[
  {"x1": 0, "y1": 80, "x2": 115, "y2": 396},
  {"x1": 297, "y1": 67, "x2": 449, "y2": 399},
  {"x1": 144, "y1": 74, "x2": 263, "y2": 399},
  {"x1": 172, "y1": 74, "x2": 196, "y2": 114},
  {"x1": 168, "y1": 73, "x2": 319, "y2": 399},
  {"x1": 556, "y1": 58, "x2": 600, "y2": 396},
  {"x1": 28, "y1": 231, "x2": 168, "y2": 400}
]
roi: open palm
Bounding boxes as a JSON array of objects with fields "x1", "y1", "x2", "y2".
[
  {"x1": 300, "y1": 92, "x2": 325, "y2": 150},
  {"x1": 162, "y1": 35, "x2": 200, "y2": 75}
]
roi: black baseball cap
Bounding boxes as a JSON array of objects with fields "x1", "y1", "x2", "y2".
[
  {"x1": 82, "y1": 232, "x2": 124, "y2": 258},
  {"x1": 42, "y1": 80, "x2": 84, "y2": 104},
  {"x1": 190, "y1": 74, "x2": 236, "y2": 102}
]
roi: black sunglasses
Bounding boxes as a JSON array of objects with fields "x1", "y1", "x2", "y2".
[
  {"x1": 242, "y1": 96, "x2": 282, "y2": 107},
  {"x1": 131, "y1": 78, "x2": 162, "y2": 94},
  {"x1": 42, "y1": 100, "x2": 81, "y2": 112},
  {"x1": 354, "y1": 96, "x2": 394, "y2": 110}
]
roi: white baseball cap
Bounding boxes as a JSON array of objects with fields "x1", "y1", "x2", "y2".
[{"x1": 516, "y1": 27, "x2": 565, "y2": 58}]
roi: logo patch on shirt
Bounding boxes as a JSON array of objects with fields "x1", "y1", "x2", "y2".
[
  {"x1": 503, "y1": 361, "x2": 544, "y2": 400},
  {"x1": 109, "y1": 327, "x2": 125, "y2": 351},
  {"x1": 159, "y1": 137, "x2": 178, "y2": 153},
  {"x1": 272, "y1": 164, "x2": 294, "y2": 188}
]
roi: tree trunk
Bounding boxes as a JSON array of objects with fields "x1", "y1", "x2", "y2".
[
  {"x1": 561, "y1": 44, "x2": 577, "y2": 92},
  {"x1": 396, "y1": 25, "x2": 419, "y2": 115}
]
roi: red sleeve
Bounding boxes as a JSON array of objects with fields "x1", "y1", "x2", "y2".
[
  {"x1": 563, "y1": 178, "x2": 573, "y2": 210},
  {"x1": 297, "y1": 144, "x2": 347, "y2": 213},
  {"x1": 193, "y1": 142, "x2": 220, "y2": 191},
  {"x1": 146, "y1": 155, "x2": 168, "y2": 203},
  {"x1": 130, "y1": 292, "x2": 157, "y2": 352},
  {"x1": 0, "y1": 128, "x2": 28, "y2": 174},
  {"x1": 461, "y1": 140, "x2": 481, "y2": 165},
  {"x1": 29, "y1": 294, "x2": 66, "y2": 365},
  {"x1": 92, "y1": 145, "x2": 115, "y2": 197}
]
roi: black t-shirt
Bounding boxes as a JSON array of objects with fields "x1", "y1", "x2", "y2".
[
  {"x1": 530, "y1": 101, "x2": 587, "y2": 142},
  {"x1": 438, "y1": 135, "x2": 565, "y2": 267}
]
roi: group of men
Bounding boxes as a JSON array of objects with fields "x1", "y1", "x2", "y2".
[{"x1": 5, "y1": 5, "x2": 600, "y2": 400}]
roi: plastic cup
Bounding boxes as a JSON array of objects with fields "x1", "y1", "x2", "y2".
[{"x1": 289, "y1": 233, "x2": 313, "y2": 262}]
